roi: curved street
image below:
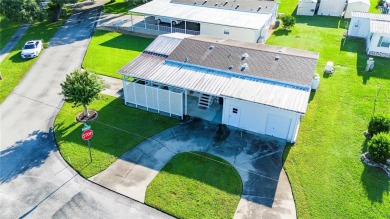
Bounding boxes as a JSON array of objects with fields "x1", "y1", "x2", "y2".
[{"x1": 0, "y1": 6, "x2": 172, "y2": 219}]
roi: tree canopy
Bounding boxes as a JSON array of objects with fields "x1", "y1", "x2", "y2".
[{"x1": 0, "y1": 0, "x2": 45, "y2": 22}]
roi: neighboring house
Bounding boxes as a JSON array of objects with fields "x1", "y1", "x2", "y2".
[
  {"x1": 297, "y1": 0, "x2": 318, "y2": 16},
  {"x1": 118, "y1": 33, "x2": 319, "y2": 142},
  {"x1": 317, "y1": 0, "x2": 347, "y2": 17},
  {"x1": 344, "y1": 0, "x2": 370, "y2": 19},
  {"x1": 348, "y1": 12, "x2": 390, "y2": 58},
  {"x1": 129, "y1": 0, "x2": 279, "y2": 43}
]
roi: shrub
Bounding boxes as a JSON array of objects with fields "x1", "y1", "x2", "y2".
[
  {"x1": 368, "y1": 133, "x2": 390, "y2": 164},
  {"x1": 368, "y1": 115, "x2": 390, "y2": 135},
  {"x1": 281, "y1": 15, "x2": 295, "y2": 30}
]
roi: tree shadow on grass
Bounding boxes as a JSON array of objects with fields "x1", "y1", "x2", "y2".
[
  {"x1": 361, "y1": 165, "x2": 389, "y2": 203},
  {"x1": 273, "y1": 28, "x2": 292, "y2": 36},
  {"x1": 0, "y1": 128, "x2": 56, "y2": 183}
]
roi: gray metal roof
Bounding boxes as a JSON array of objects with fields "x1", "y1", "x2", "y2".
[
  {"x1": 170, "y1": 0, "x2": 277, "y2": 13},
  {"x1": 144, "y1": 33, "x2": 191, "y2": 56},
  {"x1": 351, "y1": 12, "x2": 390, "y2": 21},
  {"x1": 130, "y1": 1, "x2": 272, "y2": 30},
  {"x1": 119, "y1": 53, "x2": 310, "y2": 114},
  {"x1": 168, "y1": 35, "x2": 319, "y2": 87},
  {"x1": 370, "y1": 20, "x2": 390, "y2": 34}
]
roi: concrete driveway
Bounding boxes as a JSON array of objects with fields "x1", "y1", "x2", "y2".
[
  {"x1": 91, "y1": 119, "x2": 296, "y2": 219},
  {"x1": 0, "y1": 5, "x2": 172, "y2": 219}
]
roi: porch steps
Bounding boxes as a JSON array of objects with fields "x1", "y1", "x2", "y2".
[{"x1": 198, "y1": 94, "x2": 213, "y2": 109}]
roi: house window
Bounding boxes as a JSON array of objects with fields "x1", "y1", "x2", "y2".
[
  {"x1": 224, "y1": 28, "x2": 229, "y2": 35},
  {"x1": 378, "y1": 36, "x2": 390, "y2": 48}
]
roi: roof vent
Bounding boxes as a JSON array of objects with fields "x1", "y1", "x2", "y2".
[
  {"x1": 275, "y1": 55, "x2": 280, "y2": 61},
  {"x1": 208, "y1": 45, "x2": 214, "y2": 50},
  {"x1": 241, "y1": 63, "x2": 248, "y2": 71},
  {"x1": 235, "y1": 4, "x2": 239, "y2": 9},
  {"x1": 228, "y1": 65, "x2": 233, "y2": 70},
  {"x1": 203, "y1": 0, "x2": 207, "y2": 4},
  {"x1": 257, "y1": 6, "x2": 262, "y2": 11},
  {"x1": 184, "y1": 57, "x2": 189, "y2": 63},
  {"x1": 215, "y1": 3, "x2": 218, "y2": 6},
  {"x1": 224, "y1": 1, "x2": 228, "y2": 5},
  {"x1": 241, "y1": 53, "x2": 249, "y2": 60}
]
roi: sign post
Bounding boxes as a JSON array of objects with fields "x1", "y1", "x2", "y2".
[{"x1": 81, "y1": 123, "x2": 93, "y2": 162}]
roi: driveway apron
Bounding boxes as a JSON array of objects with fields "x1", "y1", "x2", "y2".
[
  {"x1": 0, "y1": 6, "x2": 172, "y2": 219},
  {"x1": 91, "y1": 119, "x2": 297, "y2": 219}
]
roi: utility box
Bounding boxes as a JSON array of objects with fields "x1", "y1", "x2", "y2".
[
  {"x1": 365, "y1": 57, "x2": 374, "y2": 72},
  {"x1": 311, "y1": 73, "x2": 320, "y2": 90}
]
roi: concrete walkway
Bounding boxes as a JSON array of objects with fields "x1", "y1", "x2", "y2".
[
  {"x1": 0, "y1": 24, "x2": 30, "y2": 63},
  {"x1": 91, "y1": 119, "x2": 297, "y2": 219}
]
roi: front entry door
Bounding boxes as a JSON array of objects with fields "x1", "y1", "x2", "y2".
[{"x1": 228, "y1": 105, "x2": 240, "y2": 127}]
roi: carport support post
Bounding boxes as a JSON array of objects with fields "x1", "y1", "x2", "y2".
[
  {"x1": 185, "y1": 21, "x2": 187, "y2": 34},
  {"x1": 144, "y1": 15, "x2": 146, "y2": 29},
  {"x1": 170, "y1": 20, "x2": 173, "y2": 33}
]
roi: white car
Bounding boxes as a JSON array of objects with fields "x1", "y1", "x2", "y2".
[
  {"x1": 155, "y1": 17, "x2": 182, "y2": 26},
  {"x1": 21, "y1": 40, "x2": 43, "y2": 59}
]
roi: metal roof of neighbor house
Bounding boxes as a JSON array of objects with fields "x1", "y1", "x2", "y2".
[
  {"x1": 168, "y1": 35, "x2": 319, "y2": 87},
  {"x1": 129, "y1": 1, "x2": 272, "y2": 29},
  {"x1": 351, "y1": 12, "x2": 390, "y2": 21},
  {"x1": 119, "y1": 34, "x2": 317, "y2": 114},
  {"x1": 370, "y1": 20, "x2": 390, "y2": 34},
  {"x1": 144, "y1": 33, "x2": 191, "y2": 56},
  {"x1": 170, "y1": 0, "x2": 277, "y2": 13}
]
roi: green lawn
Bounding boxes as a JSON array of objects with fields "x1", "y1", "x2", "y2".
[
  {"x1": 267, "y1": 12, "x2": 390, "y2": 219},
  {"x1": 54, "y1": 95, "x2": 179, "y2": 177},
  {"x1": 0, "y1": 16, "x2": 21, "y2": 50},
  {"x1": 82, "y1": 30, "x2": 153, "y2": 79},
  {"x1": 145, "y1": 152, "x2": 242, "y2": 219},
  {"x1": 0, "y1": 20, "x2": 65, "y2": 103},
  {"x1": 102, "y1": 0, "x2": 141, "y2": 14}
]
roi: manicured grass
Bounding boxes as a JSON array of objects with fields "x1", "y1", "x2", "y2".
[
  {"x1": 0, "y1": 16, "x2": 21, "y2": 50},
  {"x1": 267, "y1": 13, "x2": 390, "y2": 219},
  {"x1": 0, "y1": 20, "x2": 65, "y2": 103},
  {"x1": 145, "y1": 152, "x2": 243, "y2": 219},
  {"x1": 82, "y1": 30, "x2": 153, "y2": 79},
  {"x1": 54, "y1": 95, "x2": 179, "y2": 178},
  {"x1": 102, "y1": 0, "x2": 141, "y2": 14}
]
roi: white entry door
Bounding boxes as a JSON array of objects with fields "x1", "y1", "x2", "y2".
[
  {"x1": 350, "y1": 22, "x2": 360, "y2": 36},
  {"x1": 228, "y1": 105, "x2": 240, "y2": 127},
  {"x1": 266, "y1": 114, "x2": 291, "y2": 140}
]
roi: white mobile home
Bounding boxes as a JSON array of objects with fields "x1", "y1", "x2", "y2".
[
  {"x1": 129, "y1": 0, "x2": 279, "y2": 43},
  {"x1": 344, "y1": 0, "x2": 370, "y2": 19},
  {"x1": 297, "y1": 0, "x2": 318, "y2": 16},
  {"x1": 348, "y1": 12, "x2": 390, "y2": 58},
  {"x1": 119, "y1": 33, "x2": 319, "y2": 142},
  {"x1": 317, "y1": 0, "x2": 347, "y2": 16}
]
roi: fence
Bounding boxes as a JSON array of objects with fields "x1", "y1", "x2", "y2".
[{"x1": 132, "y1": 22, "x2": 200, "y2": 35}]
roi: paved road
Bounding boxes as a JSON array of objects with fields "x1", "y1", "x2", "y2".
[
  {"x1": 0, "y1": 7, "x2": 172, "y2": 219},
  {"x1": 0, "y1": 24, "x2": 30, "y2": 63}
]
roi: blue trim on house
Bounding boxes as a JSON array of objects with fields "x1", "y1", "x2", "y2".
[{"x1": 165, "y1": 60, "x2": 311, "y2": 91}]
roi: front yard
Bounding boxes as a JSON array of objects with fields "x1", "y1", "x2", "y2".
[
  {"x1": 145, "y1": 152, "x2": 242, "y2": 219},
  {"x1": 267, "y1": 13, "x2": 390, "y2": 219},
  {"x1": 82, "y1": 30, "x2": 153, "y2": 79},
  {"x1": 54, "y1": 95, "x2": 179, "y2": 177}
]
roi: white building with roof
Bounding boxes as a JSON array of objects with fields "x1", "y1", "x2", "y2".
[
  {"x1": 344, "y1": 0, "x2": 370, "y2": 19},
  {"x1": 129, "y1": 0, "x2": 279, "y2": 43},
  {"x1": 118, "y1": 33, "x2": 319, "y2": 142},
  {"x1": 317, "y1": 0, "x2": 347, "y2": 17},
  {"x1": 297, "y1": 0, "x2": 318, "y2": 16},
  {"x1": 348, "y1": 12, "x2": 390, "y2": 58}
]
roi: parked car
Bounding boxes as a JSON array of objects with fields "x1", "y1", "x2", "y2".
[
  {"x1": 21, "y1": 40, "x2": 43, "y2": 59},
  {"x1": 155, "y1": 16, "x2": 182, "y2": 26}
]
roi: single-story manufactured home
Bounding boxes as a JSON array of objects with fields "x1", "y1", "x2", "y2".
[
  {"x1": 348, "y1": 12, "x2": 390, "y2": 58},
  {"x1": 344, "y1": 0, "x2": 370, "y2": 19},
  {"x1": 317, "y1": 0, "x2": 347, "y2": 17},
  {"x1": 118, "y1": 33, "x2": 319, "y2": 142},
  {"x1": 129, "y1": 0, "x2": 279, "y2": 43},
  {"x1": 297, "y1": 0, "x2": 318, "y2": 16}
]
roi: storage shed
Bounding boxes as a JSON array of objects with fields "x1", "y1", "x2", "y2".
[
  {"x1": 344, "y1": 0, "x2": 370, "y2": 19},
  {"x1": 297, "y1": 0, "x2": 318, "y2": 16},
  {"x1": 119, "y1": 33, "x2": 319, "y2": 142},
  {"x1": 317, "y1": 0, "x2": 347, "y2": 16}
]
